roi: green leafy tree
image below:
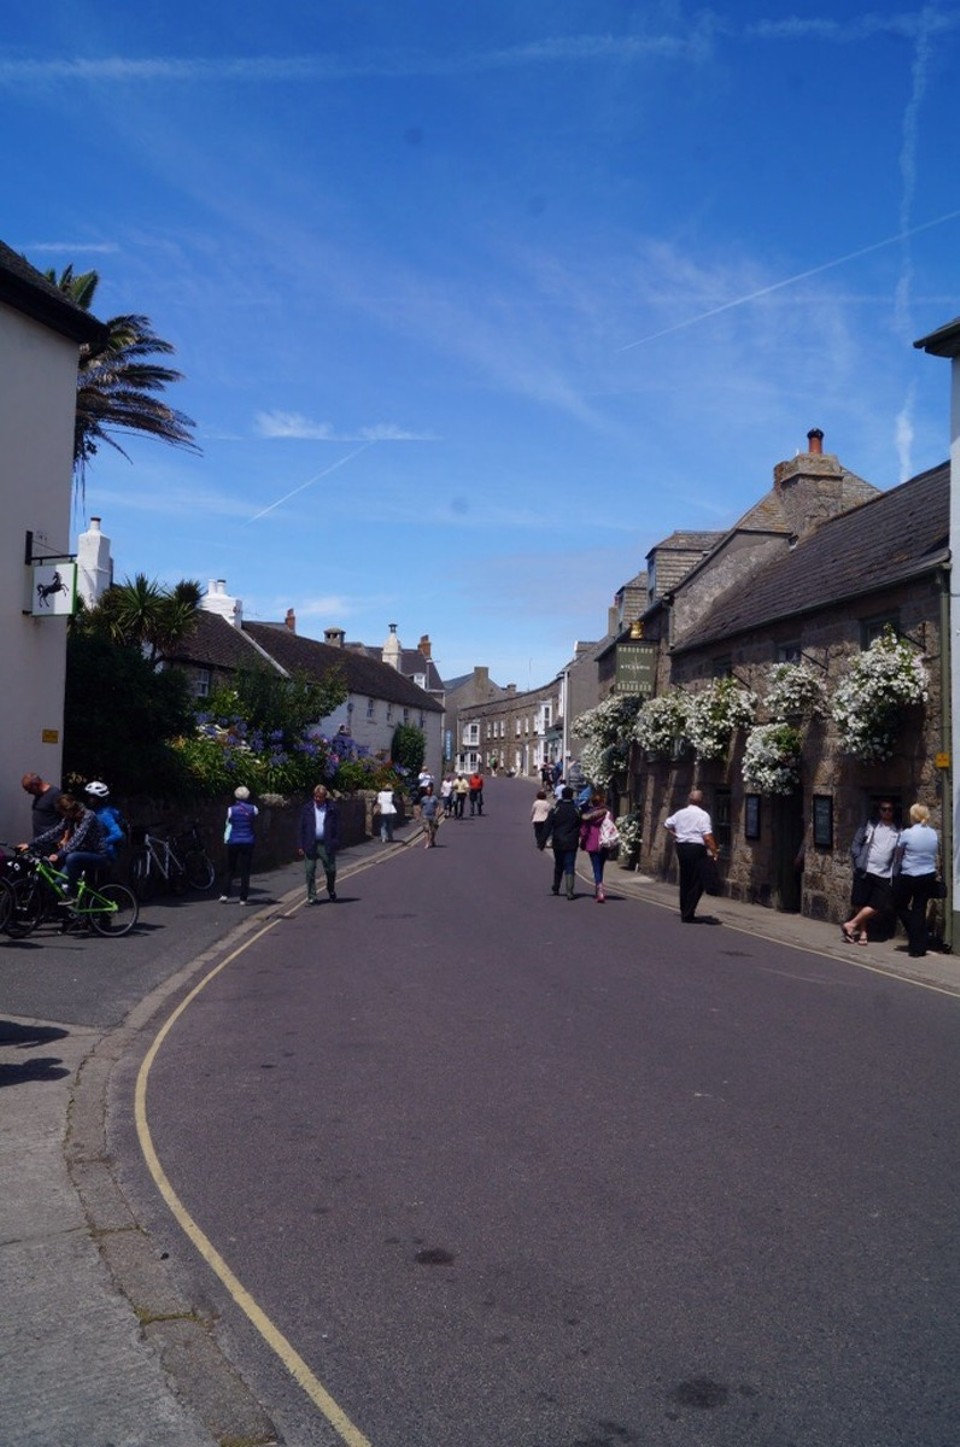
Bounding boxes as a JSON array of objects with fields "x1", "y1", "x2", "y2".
[
  {"x1": 40, "y1": 263, "x2": 199, "y2": 494},
  {"x1": 391, "y1": 723, "x2": 425, "y2": 779},
  {"x1": 207, "y1": 665, "x2": 348, "y2": 747},
  {"x1": 63, "y1": 632, "x2": 194, "y2": 796}
]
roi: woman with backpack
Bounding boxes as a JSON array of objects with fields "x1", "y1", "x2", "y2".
[{"x1": 579, "y1": 790, "x2": 618, "y2": 903}]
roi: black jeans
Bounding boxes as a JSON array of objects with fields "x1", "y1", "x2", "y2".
[
  {"x1": 894, "y1": 872, "x2": 937, "y2": 955},
  {"x1": 225, "y1": 842, "x2": 253, "y2": 901},
  {"x1": 675, "y1": 841, "x2": 707, "y2": 921}
]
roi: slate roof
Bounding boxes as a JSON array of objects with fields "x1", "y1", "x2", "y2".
[
  {"x1": 673, "y1": 461, "x2": 949, "y2": 653},
  {"x1": 243, "y1": 622, "x2": 442, "y2": 711},
  {"x1": 0, "y1": 240, "x2": 108, "y2": 346},
  {"x1": 166, "y1": 610, "x2": 283, "y2": 672},
  {"x1": 650, "y1": 530, "x2": 725, "y2": 552}
]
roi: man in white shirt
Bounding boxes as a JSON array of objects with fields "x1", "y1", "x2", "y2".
[
  {"x1": 842, "y1": 800, "x2": 900, "y2": 944},
  {"x1": 665, "y1": 789, "x2": 719, "y2": 923}
]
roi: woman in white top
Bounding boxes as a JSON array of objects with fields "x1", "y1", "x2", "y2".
[
  {"x1": 375, "y1": 786, "x2": 398, "y2": 843},
  {"x1": 893, "y1": 802, "x2": 940, "y2": 958}
]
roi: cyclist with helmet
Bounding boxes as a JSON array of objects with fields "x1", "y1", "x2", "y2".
[{"x1": 84, "y1": 781, "x2": 127, "y2": 861}]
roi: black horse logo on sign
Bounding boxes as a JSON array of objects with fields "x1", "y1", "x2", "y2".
[{"x1": 36, "y1": 570, "x2": 68, "y2": 608}]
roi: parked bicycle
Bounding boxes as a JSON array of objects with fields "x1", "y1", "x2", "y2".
[
  {"x1": 1, "y1": 847, "x2": 139, "y2": 938},
  {"x1": 129, "y1": 822, "x2": 216, "y2": 902}
]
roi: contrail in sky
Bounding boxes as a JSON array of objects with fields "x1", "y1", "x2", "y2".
[
  {"x1": 617, "y1": 207, "x2": 960, "y2": 352},
  {"x1": 248, "y1": 442, "x2": 373, "y2": 521}
]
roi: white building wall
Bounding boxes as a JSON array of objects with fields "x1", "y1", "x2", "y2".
[{"x1": 0, "y1": 304, "x2": 79, "y2": 837}]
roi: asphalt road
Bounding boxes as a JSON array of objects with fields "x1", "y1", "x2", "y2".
[{"x1": 112, "y1": 780, "x2": 960, "y2": 1447}]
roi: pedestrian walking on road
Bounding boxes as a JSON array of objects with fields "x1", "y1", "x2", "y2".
[
  {"x1": 892, "y1": 802, "x2": 939, "y2": 958},
  {"x1": 469, "y1": 770, "x2": 484, "y2": 816},
  {"x1": 420, "y1": 784, "x2": 442, "y2": 847},
  {"x1": 298, "y1": 784, "x2": 342, "y2": 904},
  {"x1": 375, "y1": 785, "x2": 399, "y2": 843},
  {"x1": 454, "y1": 774, "x2": 469, "y2": 817},
  {"x1": 531, "y1": 790, "x2": 552, "y2": 850},
  {"x1": 579, "y1": 790, "x2": 612, "y2": 903},
  {"x1": 547, "y1": 786, "x2": 581, "y2": 899},
  {"x1": 440, "y1": 774, "x2": 455, "y2": 817},
  {"x1": 221, "y1": 785, "x2": 258, "y2": 904},
  {"x1": 664, "y1": 789, "x2": 719, "y2": 923},
  {"x1": 842, "y1": 799, "x2": 900, "y2": 945}
]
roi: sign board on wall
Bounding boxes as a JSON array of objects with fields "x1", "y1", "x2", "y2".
[
  {"x1": 31, "y1": 563, "x2": 77, "y2": 616},
  {"x1": 615, "y1": 640, "x2": 657, "y2": 697}
]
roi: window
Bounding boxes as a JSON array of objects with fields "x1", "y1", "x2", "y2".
[
  {"x1": 860, "y1": 613, "x2": 899, "y2": 648},
  {"x1": 413, "y1": 673, "x2": 426, "y2": 689},
  {"x1": 419, "y1": 712, "x2": 425, "y2": 728},
  {"x1": 524, "y1": 717, "x2": 529, "y2": 734},
  {"x1": 467, "y1": 723, "x2": 479, "y2": 744},
  {"x1": 387, "y1": 703, "x2": 394, "y2": 723},
  {"x1": 366, "y1": 697, "x2": 375, "y2": 720},
  {"x1": 776, "y1": 642, "x2": 801, "y2": 664},
  {"x1": 712, "y1": 656, "x2": 733, "y2": 679},
  {"x1": 712, "y1": 789, "x2": 732, "y2": 854},
  {"x1": 194, "y1": 667, "x2": 211, "y2": 699},
  {"x1": 515, "y1": 718, "x2": 521, "y2": 736},
  {"x1": 403, "y1": 708, "x2": 409, "y2": 724}
]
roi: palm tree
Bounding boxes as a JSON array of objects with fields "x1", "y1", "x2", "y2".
[
  {"x1": 41, "y1": 265, "x2": 200, "y2": 494},
  {"x1": 92, "y1": 573, "x2": 202, "y2": 663}
]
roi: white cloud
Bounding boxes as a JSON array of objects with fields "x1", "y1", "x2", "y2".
[{"x1": 254, "y1": 411, "x2": 436, "y2": 442}]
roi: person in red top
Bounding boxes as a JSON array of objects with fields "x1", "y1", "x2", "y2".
[{"x1": 468, "y1": 771, "x2": 484, "y2": 816}]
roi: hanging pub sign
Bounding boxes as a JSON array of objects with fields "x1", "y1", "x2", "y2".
[
  {"x1": 31, "y1": 562, "x2": 77, "y2": 616},
  {"x1": 615, "y1": 640, "x2": 657, "y2": 697}
]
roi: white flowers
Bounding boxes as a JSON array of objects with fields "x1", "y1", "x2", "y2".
[
  {"x1": 633, "y1": 689, "x2": 692, "y2": 757},
  {"x1": 685, "y1": 678, "x2": 756, "y2": 761},
  {"x1": 615, "y1": 811, "x2": 643, "y2": 852},
  {"x1": 764, "y1": 663, "x2": 826, "y2": 720},
  {"x1": 829, "y1": 628, "x2": 928, "y2": 762},
  {"x1": 741, "y1": 723, "x2": 803, "y2": 795}
]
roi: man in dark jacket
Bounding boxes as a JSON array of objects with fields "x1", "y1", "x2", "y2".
[
  {"x1": 547, "y1": 786, "x2": 581, "y2": 899},
  {"x1": 297, "y1": 785, "x2": 342, "y2": 904}
]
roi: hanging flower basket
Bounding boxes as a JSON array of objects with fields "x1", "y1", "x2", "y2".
[
  {"x1": 741, "y1": 723, "x2": 803, "y2": 795},
  {"x1": 634, "y1": 689, "x2": 692, "y2": 759},
  {"x1": 829, "y1": 628, "x2": 928, "y2": 762},
  {"x1": 686, "y1": 678, "x2": 756, "y2": 761},
  {"x1": 764, "y1": 662, "x2": 826, "y2": 721}
]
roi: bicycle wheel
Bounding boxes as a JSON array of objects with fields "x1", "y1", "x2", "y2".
[
  {"x1": 4, "y1": 878, "x2": 44, "y2": 938},
  {"x1": 184, "y1": 850, "x2": 215, "y2": 891},
  {"x1": 129, "y1": 850, "x2": 157, "y2": 902},
  {"x1": 89, "y1": 883, "x2": 139, "y2": 937}
]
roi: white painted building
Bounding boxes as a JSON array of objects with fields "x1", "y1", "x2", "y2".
[{"x1": 0, "y1": 243, "x2": 106, "y2": 837}]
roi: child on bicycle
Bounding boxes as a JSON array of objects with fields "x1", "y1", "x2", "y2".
[{"x1": 84, "y1": 781, "x2": 126, "y2": 861}]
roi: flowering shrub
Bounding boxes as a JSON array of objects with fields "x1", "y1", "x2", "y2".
[
  {"x1": 685, "y1": 678, "x2": 756, "y2": 761},
  {"x1": 830, "y1": 628, "x2": 928, "y2": 762},
  {"x1": 174, "y1": 717, "x2": 401, "y2": 798},
  {"x1": 741, "y1": 723, "x2": 803, "y2": 795},
  {"x1": 633, "y1": 690, "x2": 692, "y2": 757},
  {"x1": 615, "y1": 811, "x2": 643, "y2": 853},
  {"x1": 764, "y1": 663, "x2": 826, "y2": 721}
]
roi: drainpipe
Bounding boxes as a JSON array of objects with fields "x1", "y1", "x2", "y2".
[{"x1": 939, "y1": 563, "x2": 954, "y2": 951}]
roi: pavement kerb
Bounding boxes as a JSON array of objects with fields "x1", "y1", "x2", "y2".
[{"x1": 62, "y1": 833, "x2": 420, "y2": 1447}]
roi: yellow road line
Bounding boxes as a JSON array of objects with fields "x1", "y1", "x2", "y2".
[{"x1": 135, "y1": 915, "x2": 373, "y2": 1447}]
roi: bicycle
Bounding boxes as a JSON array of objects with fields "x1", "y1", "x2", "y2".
[
  {"x1": 129, "y1": 821, "x2": 215, "y2": 902},
  {"x1": 2, "y1": 849, "x2": 139, "y2": 938}
]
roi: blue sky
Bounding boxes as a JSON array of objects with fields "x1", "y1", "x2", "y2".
[{"x1": 5, "y1": 2, "x2": 960, "y2": 688}]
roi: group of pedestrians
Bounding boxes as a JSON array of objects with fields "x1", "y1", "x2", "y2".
[
  {"x1": 436, "y1": 771, "x2": 484, "y2": 818},
  {"x1": 17, "y1": 772, "x2": 126, "y2": 900},
  {"x1": 533, "y1": 781, "x2": 619, "y2": 903},
  {"x1": 842, "y1": 798, "x2": 942, "y2": 957}
]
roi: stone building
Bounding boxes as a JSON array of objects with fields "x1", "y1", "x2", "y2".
[
  {"x1": 633, "y1": 451, "x2": 949, "y2": 929},
  {"x1": 458, "y1": 676, "x2": 565, "y2": 778}
]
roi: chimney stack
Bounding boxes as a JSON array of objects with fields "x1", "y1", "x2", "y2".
[
  {"x1": 807, "y1": 428, "x2": 824, "y2": 455},
  {"x1": 284, "y1": 608, "x2": 296, "y2": 633},
  {"x1": 418, "y1": 633, "x2": 432, "y2": 659},
  {"x1": 324, "y1": 627, "x2": 345, "y2": 648}
]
